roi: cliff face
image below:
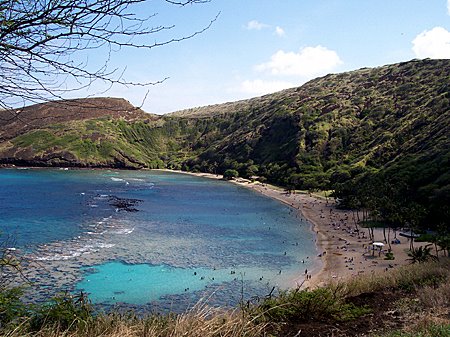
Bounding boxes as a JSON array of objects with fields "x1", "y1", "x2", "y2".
[{"x1": 0, "y1": 60, "x2": 448, "y2": 219}]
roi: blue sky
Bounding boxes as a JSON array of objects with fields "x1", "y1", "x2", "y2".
[{"x1": 74, "y1": 0, "x2": 450, "y2": 114}]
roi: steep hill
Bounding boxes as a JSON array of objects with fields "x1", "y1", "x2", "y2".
[
  {"x1": 0, "y1": 59, "x2": 448, "y2": 225},
  {"x1": 0, "y1": 97, "x2": 151, "y2": 139},
  {"x1": 174, "y1": 59, "x2": 449, "y2": 176},
  {"x1": 0, "y1": 97, "x2": 161, "y2": 167}
]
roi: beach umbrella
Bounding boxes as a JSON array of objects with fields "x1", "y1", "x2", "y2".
[{"x1": 371, "y1": 242, "x2": 385, "y2": 256}]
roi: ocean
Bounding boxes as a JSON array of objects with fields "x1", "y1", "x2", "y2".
[{"x1": 0, "y1": 168, "x2": 317, "y2": 312}]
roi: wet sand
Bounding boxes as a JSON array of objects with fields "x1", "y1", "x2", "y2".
[{"x1": 162, "y1": 170, "x2": 414, "y2": 289}]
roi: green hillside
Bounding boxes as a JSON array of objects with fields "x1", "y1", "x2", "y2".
[{"x1": 0, "y1": 59, "x2": 449, "y2": 227}]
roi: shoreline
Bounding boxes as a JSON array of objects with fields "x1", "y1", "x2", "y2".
[
  {"x1": 3, "y1": 166, "x2": 415, "y2": 292},
  {"x1": 159, "y1": 169, "x2": 414, "y2": 289}
]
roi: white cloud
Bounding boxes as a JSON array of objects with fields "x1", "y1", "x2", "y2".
[
  {"x1": 246, "y1": 20, "x2": 269, "y2": 30},
  {"x1": 275, "y1": 26, "x2": 285, "y2": 37},
  {"x1": 255, "y1": 46, "x2": 342, "y2": 77},
  {"x1": 240, "y1": 79, "x2": 293, "y2": 95},
  {"x1": 412, "y1": 27, "x2": 450, "y2": 59},
  {"x1": 245, "y1": 20, "x2": 285, "y2": 37}
]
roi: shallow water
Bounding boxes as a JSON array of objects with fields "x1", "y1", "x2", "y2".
[{"x1": 0, "y1": 168, "x2": 317, "y2": 311}]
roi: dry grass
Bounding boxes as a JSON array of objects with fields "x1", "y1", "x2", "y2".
[
  {"x1": 3, "y1": 301, "x2": 269, "y2": 337},
  {"x1": 328, "y1": 259, "x2": 450, "y2": 298},
  {"x1": 166, "y1": 303, "x2": 267, "y2": 337},
  {"x1": 376, "y1": 315, "x2": 450, "y2": 337},
  {"x1": 418, "y1": 282, "x2": 450, "y2": 309}
]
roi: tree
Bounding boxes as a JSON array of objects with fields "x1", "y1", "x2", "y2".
[
  {"x1": 223, "y1": 169, "x2": 238, "y2": 180},
  {"x1": 406, "y1": 245, "x2": 438, "y2": 264},
  {"x1": 0, "y1": 0, "x2": 215, "y2": 110}
]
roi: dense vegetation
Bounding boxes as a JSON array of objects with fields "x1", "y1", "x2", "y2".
[{"x1": 0, "y1": 59, "x2": 449, "y2": 230}]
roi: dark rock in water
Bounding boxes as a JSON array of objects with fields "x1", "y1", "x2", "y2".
[{"x1": 108, "y1": 196, "x2": 142, "y2": 212}]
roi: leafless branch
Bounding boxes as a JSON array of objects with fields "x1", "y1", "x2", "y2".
[{"x1": 0, "y1": 0, "x2": 217, "y2": 110}]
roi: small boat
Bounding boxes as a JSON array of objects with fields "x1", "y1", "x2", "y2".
[{"x1": 399, "y1": 232, "x2": 420, "y2": 239}]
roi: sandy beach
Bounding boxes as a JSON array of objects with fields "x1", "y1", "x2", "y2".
[{"x1": 163, "y1": 170, "x2": 414, "y2": 289}]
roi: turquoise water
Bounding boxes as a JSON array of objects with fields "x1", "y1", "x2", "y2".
[
  {"x1": 78, "y1": 262, "x2": 275, "y2": 305},
  {"x1": 0, "y1": 168, "x2": 317, "y2": 311}
]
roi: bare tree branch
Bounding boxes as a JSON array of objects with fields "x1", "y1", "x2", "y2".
[{"x1": 0, "y1": 0, "x2": 217, "y2": 110}]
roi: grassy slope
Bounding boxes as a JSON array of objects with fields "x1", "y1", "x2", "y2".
[
  {"x1": 1, "y1": 59, "x2": 448, "y2": 174},
  {"x1": 179, "y1": 59, "x2": 449, "y2": 176}
]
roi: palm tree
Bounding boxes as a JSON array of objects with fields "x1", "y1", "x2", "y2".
[{"x1": 406, "y1": 245, "x2": 438, "y2": 264}]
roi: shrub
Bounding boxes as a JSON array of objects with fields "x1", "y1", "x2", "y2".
[
  {"x1": 29, "y1": 292, "x2": 92, "y2": 331},
  {"x1": 0, "y1": 287, "x2": 28, "y2": 328},
  {"x1": 252, "y1": 287, "x2": 370, "y2": 323},
  {"x1": 407, "y1": 245, "x2": 438, "y2": 264},
  {"x1": 223, "y1": 169, "x2": 239, "y2": 180}
]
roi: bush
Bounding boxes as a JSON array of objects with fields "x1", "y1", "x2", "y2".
[
  {"x1": 0, "y1": 287, "x2": 28, "y2": 328},
  {"x1": 223, "y1": 169, "x2": 239, "y2": 180},
  {"x1": 29, "y1": 292, "x2": 92, "y2": 331},
  {"x1": 252, "y1": 287, "x2": 370, "y2": 323},
  {"x1": 407, "y1": 245, "x2": 438, "y2": 264}
]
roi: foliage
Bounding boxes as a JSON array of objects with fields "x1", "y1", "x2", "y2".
[
  {"x1": 407, "y1": 245, "x2": 438, "y2": 264},
  {"x1": 252, "y1": 287, "x2": 370, "y2": 323},
  {"x1": 0, "y1": 287, "x2": 27, "y2": 328},
  {"x1": 223, "y1": 169, "x2": 239, "y2": 180},
  {"x1": 29, "y1": 292, "x2": 93, "y2": 331}
]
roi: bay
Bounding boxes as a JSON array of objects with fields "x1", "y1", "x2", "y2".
[{"x1": 0, "y1": 168, "x2": 317, "y2": 312}]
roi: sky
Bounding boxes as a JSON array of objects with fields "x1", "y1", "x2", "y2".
[{"x1": 72, "y1": 0, "x2": 450, "y2": 114}]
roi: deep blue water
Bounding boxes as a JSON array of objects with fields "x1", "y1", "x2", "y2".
[{"x1": 0, "y1": 168, "x2": 317, "y2": 311}]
